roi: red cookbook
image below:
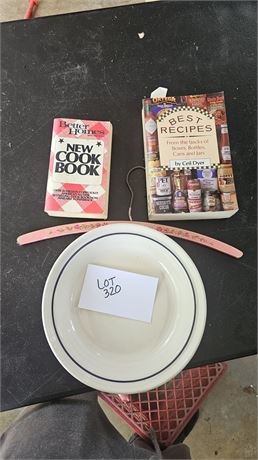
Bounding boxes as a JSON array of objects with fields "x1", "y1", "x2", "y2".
[{"x1": 45, "y1": 118, "x2": 112, "y2": 219}]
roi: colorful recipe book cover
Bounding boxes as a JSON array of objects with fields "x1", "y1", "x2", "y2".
[
  {"x1": 45, "y1": 118, "x2": 113, "y2": 219},
  {"x1": 142, "y1": 92, "x2": 238, "y2": 221}
]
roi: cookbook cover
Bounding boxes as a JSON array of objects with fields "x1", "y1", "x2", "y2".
[
  {"x1": 45, "y1": 118, "x2": 112, "y2": 219},
  {"x1": 142, "y1": 92, "x2": 238, "y2": 221}
]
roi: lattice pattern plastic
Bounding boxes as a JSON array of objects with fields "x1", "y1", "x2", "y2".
[{"x1": 99, "y1": 363, "x2": 227, "y2": 448}]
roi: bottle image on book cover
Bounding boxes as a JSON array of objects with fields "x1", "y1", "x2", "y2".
[
  {"x1": 220, "y1": 124, "x2": 232, "y2": 164},
  {"x1": 144, "y1": 104, "x2": 159, "y2": 155},
  {"x1": 172, "y1": 172, "x2": 188, "y2": 213}
]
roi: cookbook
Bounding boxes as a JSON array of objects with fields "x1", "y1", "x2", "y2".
[
  {"x1": 45, "y1": 118, "x2": 112, "y2": 219},
  {"x1": 142, "y1": 92, "x2": 238, "y2": 221}
]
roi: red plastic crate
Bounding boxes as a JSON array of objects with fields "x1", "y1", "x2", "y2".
[{"x1": 99, "y1": 363, "x2": 227, "y2": 448}]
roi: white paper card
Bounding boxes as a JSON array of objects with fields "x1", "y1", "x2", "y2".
[
  {"x1": 150, "y1": 87, "x2": 168, "y2": 98},
  {"x1": 79, "y1": 264, "x2": 159, "y2": 323}
]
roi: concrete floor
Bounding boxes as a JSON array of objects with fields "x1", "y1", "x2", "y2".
[
  {"x1": 0, "y1": 0, "x2": 156, "y2": 22},
  {"x1": 0, "y1": 1, "x2": 257, "y2": 459}
]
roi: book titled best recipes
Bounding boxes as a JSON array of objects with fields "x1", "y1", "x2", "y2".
[
  {"x1": 142, "y1": 92, "x2": 238, "y2": 221},
  {"x1": 45, "y1": 118, "x2": 113, "y2": 219}
]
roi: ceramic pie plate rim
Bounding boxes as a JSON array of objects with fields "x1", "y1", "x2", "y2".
[{"x1": 42, "y1": 223, "x2": 207, "y2": 393}]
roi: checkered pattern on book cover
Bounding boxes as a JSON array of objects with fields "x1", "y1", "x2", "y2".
[{"x1": 45, "y1": 118, "x2": 112, "y2": 217}]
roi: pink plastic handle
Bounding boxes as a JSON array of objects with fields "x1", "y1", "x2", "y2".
[
  {"x1": 17, "y1": 220, "x2": 243, "y2": 259},
  {"x1": 24, "y1": 0, "x2": 38, "y2": 19}
]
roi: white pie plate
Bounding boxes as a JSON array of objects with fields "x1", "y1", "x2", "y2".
[{"x1": 42, "y1": 223, "x2": 206, "y2": 393}]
